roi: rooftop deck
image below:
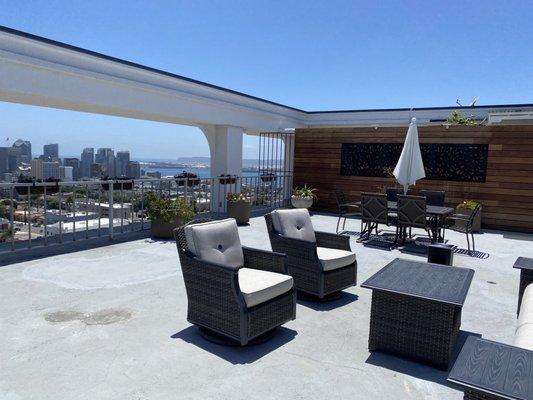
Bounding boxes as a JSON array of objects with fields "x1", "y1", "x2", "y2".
[{"x1": 2, "y1": 213, "x2": 532, "y2": 399}]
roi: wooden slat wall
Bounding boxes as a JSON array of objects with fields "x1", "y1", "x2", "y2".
[{"x1": 293, "y1": 125, "x2": 533, "y2": 233}]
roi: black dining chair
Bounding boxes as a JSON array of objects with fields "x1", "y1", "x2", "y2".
[
  {"x1": 334, "y1": 189, "x2": 361, "y2": 233},
  {"x1": 419, "y1": 190, "x2": 445, "y2": 207},
  {"x1": 385, "y1": 187, "x2": 402, "y2": 202},
  {"x1": 444, "y1": 203, "x2": 482, "y2": 255},
  {"x1": 360, "y1": 192, "x2": 390, "y2": 241},
  {"x1": 419, "y1": 190, "x2": 446, "y2": 237},
  {"x1": 396, "y1": 194, "x2": 433, "y2": 244}
]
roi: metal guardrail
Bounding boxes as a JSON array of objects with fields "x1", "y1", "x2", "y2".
[{"x1": 0, "y1": 174, "x2": 292, "y2": 254}]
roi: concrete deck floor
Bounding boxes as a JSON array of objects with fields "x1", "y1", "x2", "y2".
[{"x1": 2, "y1": 213, "x2": 532, "y2": 400}]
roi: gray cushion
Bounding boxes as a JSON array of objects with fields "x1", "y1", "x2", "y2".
[
  {"x1": 184, "y1": 219, "x2": 244, "y2": 268},
  {"x1": 517, "y1": 284, "x2": 533, "y2": 329},
  {"x1": 271, "y1": 209, "x2": 316, "y2": 243},
  {"x1": 238, "y1": 268, "x2": 293, "y2": 308},
  {"x1": 317, "y1": 246, "x2": 357, "y2": 271}
]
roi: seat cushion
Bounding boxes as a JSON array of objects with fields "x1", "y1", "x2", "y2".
[
  {"x1": 517, "y1": 284, "x2": 533, "y2": 329},
  {"x1": 238, "y1": 268, "x2": 293, "y2": 308},
  {"x1": 271, "y1": 209, "x2": 316, "y2": 243},
  {"x1": 184, "y1": 218, "x2": 244, "y2": 268},
  {"x1": 317, "y1": 247, "x2": 357, "y2": 271},
  {"x1": 514, "y1": 323, "x2": 533, "y2": 351}
]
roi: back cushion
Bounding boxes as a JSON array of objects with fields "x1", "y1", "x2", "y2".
[
  {"x1": 271, "y1": 209, "x2": 316, "y2": 243},
  {"x1": 184, "y1": 219, "x2": 244, "y2": 267}
]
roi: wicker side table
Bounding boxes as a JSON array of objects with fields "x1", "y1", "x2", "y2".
[
  {"x1": 448, "y1": 336, "x2": 533, "y2": 400},
  {"x1": 362, "y1": 258, "x2": 474, "y2": 370}
]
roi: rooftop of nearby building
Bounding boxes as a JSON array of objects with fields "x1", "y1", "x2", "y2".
[{"x1": 2, "y1": 213, "x2": 531, "y2": 399}]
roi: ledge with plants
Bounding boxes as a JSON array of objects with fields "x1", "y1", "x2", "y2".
[
  {"x1": 175, "y1": 171, "x2": 201, "y2": 187},
  {"x1": 101, "y1": 176, "x2": 134, "y2": 191},
  {"x1": 15, "y1": 177, "x2": 61, "y2": 195}
]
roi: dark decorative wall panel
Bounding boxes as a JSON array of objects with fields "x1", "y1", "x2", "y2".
[{"x1": 340, "y1": 143, "x2": 488, "y2": 182}]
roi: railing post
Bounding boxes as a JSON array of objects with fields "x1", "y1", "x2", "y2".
[{"x1": 108, "y1": 181, "x2": 114, "y2": 240}]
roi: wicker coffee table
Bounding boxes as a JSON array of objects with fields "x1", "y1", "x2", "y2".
[
  {"x1": 361, "y1": 258, "x2": 474, "y2": 370},
  {"x1": 448, "y1": 336, "x2": 533, "y2": 400}
]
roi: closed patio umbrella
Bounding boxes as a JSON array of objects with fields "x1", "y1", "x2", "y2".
[{"x1": 393, "y1": 117, "x2": 426, "y2": 194}]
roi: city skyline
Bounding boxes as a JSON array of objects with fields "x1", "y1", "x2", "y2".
[{"x1": 1, "y1": 2, "x2": 532, "y2": 159}]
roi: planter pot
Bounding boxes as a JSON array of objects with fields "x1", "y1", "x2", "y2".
[
  {"x1": 150, "y1": 216, "x2": 185, "y2": 239},
  {"x1": 101, "y1": 181, "x2": 133, "y2": 191},
  {"x1": 15, "y1": 184, "x2": 60, "y2": 195},
  {"x1": 291, "y1": 196, "x2": 313, "y2": 209},
  {"x1": 260, "y1": 174, "x2": 276, "y2": 182},
  {"x1": 455, "y1": 207, "x2": 482, "y2": 232},
  {"x1": 219, "y1": 176, "x2": 237, "y2": 184},
  {"x1": 175, "y1": 177, "x2": 201, "y2": 187},
  {"x1": 227, "y1": 200, "x2": 251, "y2": 225}
]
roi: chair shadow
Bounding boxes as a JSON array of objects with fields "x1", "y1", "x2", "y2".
[
  {"x1": 297, "y1": 292, "x2": 359, "y2": 311},
  {"x1": 365, "y1": 330, "x2": 482, "y2": 387},
  {"x1": 453, "y1": 248, "x2": 490, "y2": 259},
  {"x1": 170, "y1": 326, "x2": 297, "y2": 364}
]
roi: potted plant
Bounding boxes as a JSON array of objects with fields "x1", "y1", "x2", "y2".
[
  {"x1": 145, "y1": 191, "x2": 195, "y2": 238},
  {"x1": 456, "y1": 200, "x2": 482, "y2": 232},
  {"x1": 218, "y1": 174, "x2": 237, "y2": 184},
  {"x1": 291, "y1": 185, "x2": 317, "y2": 209},
  {"x1": 175, "y1": 171, "x2": 201, "y2": 187},
  {"x1": 101, "y1": 176, "x2": 134, "y2": 191},
  {"x1": 226, "y1": 192, "x2": 252, "y2": 225}
]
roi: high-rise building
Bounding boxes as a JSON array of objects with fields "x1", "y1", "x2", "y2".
[
  {"x1": 90, "y1": 163, "x2": 103, "y2": 178},
  {"x1": 80, "y1": 148, "x2": 94, "y2": 178},
  {"x1": 7, "y1": 147, "x2": 21, "y2": 172},
  {"x1": 116, "y1": 151, "x2": 130, "y2": 177},
  {"x1": 63, "y1": 158, "x2": 80, "y2": 180},
  {"x1": 126, "y1": 161, "x2": 141, "y2": 179},
  {"x1": 0, "y1": 147, "x2": 9, "y2": 174},
  {"x1": 12, "y1": 139, "x2": 31, "y2": 164},
  {"x1": 43, "y1": 143, "x2": 59, "y2": 161},
  {"x1": 32, "y1": 159, "x2": 60, "y2": 180},
  {"x1": 59, "y1": 166, "x2": 73, "y2": 181},
  {"x1": 31, "y1": 159, "x2": 42, "y2": 179},
  {"x1": 96, "y1": 148, "x2": 115, "y2": 177}
]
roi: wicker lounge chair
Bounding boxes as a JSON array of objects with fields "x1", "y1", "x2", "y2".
[
  {"x1": 174, "y1": 218, "x2": 296, "y2": 345},
  {"x1": 265, "y1": 209, "x2": 357, "y2": 299}
]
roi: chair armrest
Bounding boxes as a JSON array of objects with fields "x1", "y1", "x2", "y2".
[
  {"x1": 315, "y1": 231, "x2": 351, "y2": 251},
  {"x1": 242, "y1": 246, "x2": 288, "y2": 274},
  {"x1": 339, "y1": 203, "x2": 360, "y2": 208}
]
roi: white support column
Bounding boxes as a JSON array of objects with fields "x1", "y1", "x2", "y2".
[
  {"x1": 282, "y1": 134, "x2": 295, "y2": 206},
  {"x1": 200, "y1": 125, "x2": 244, "y2": 213}
]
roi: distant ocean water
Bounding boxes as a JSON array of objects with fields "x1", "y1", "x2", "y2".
[{"x1": 142, "y1": 167, "x2": 258, "y2": 178}]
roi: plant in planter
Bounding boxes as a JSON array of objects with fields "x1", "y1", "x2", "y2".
[
  {"x1": 16, "y1": 177, "x2": 61, "y2": 195},
  {"x1": 175, "y1": 171, "x2": 201, "y2": 187},
  {"x1": 226, "y1": 192, "x2": 252, "y2": 225},
  {"x1": 260, "y1": 172, "x2": 277, "y2": 182},
  {"x1": 456, "y1": 199, "x2": 482, "y2": 232},
  {"x1": 145, "y1": 191, "x2": 195, "y2": 238},
  {"x1": 291, "y1": 185, "x2": 317, "y2": 209},
  {"x1": 218, "y1": 174, "x2": 237, "y2": 184},
  {"x1": 101, "y1": 176, "x2": 134, "y2": 191}
]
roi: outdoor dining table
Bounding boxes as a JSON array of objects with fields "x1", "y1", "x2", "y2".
[{"x1": 356, "y1": 200, "x2": 454, "y2": 243}]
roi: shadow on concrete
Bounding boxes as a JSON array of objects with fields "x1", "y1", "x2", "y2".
[
  {"x1": 171, "y1": 326, "x2": 297, "y2": 364},
  {"x1": 365, "y1": 330, "x2": 481, "y2": 387},
  {"x1": 297, "y1": 292, "x2": 359, "y2": 312}
]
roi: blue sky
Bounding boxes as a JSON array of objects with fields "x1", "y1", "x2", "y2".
[{"x1": 1, "y1": 0, "x2": 532, "y2": 159}]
